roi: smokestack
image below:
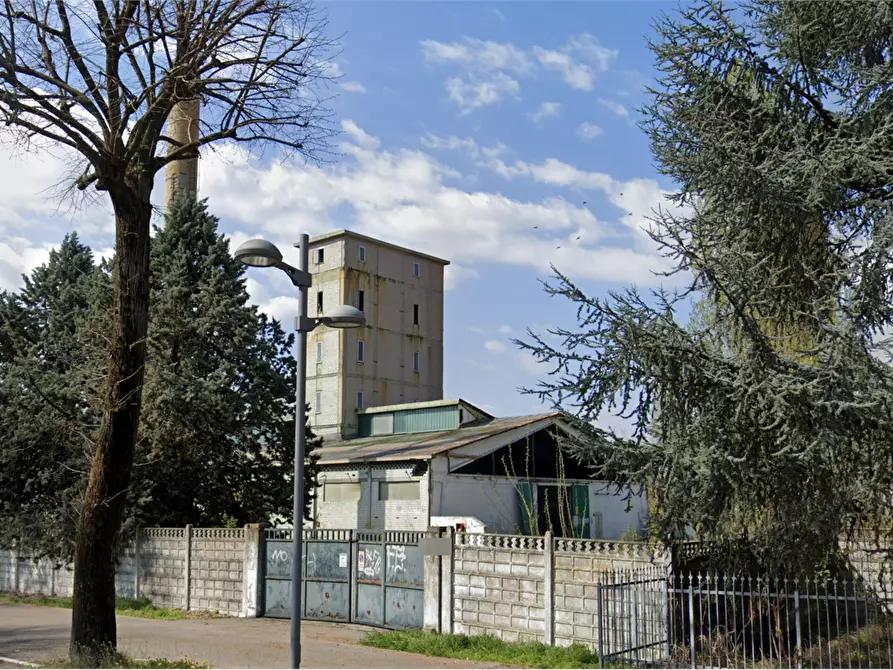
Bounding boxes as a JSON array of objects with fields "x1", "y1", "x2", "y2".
[{"x1": 164, "y1": 99, "x2": 200, "y2": 208}]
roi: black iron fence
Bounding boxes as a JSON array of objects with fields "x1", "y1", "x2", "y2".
[{"x1": 596, "y1": 568, "x2": 893, "y2": 668}]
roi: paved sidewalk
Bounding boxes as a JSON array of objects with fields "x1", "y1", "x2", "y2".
[{"x1": 0, "y1": 605, "x2": 503, "y2": 669}]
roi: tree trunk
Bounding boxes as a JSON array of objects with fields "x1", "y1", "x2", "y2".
[{"x1": 69, "y1": 186, "x2": 152, "y2": 664}]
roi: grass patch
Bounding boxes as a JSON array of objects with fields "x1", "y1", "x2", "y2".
[
  {"x1": 361, "y1": 629, "x2": 602, "y2": 669},
  {"x1": 0, "y1": 593, "x2": 188, "y2": 620},
  {"x1": 42, "y1": 653, "x2": 210, "y2": 669}
]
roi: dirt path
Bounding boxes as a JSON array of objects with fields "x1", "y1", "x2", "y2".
[{"x1": 0, "y1": 604, "x2": 505, "y2": 669}]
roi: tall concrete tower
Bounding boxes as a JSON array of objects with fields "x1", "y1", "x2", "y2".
[
  {"x1": 304, "y1": 230, "x2": 449, "y2": 440},
  {"x1": 164, "y1": 99, "x2": 201, "y2": 206}
]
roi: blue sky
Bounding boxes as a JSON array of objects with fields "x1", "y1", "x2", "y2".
[{"x1": 0, "y1": 1, "x2": 683, "y2": 423}]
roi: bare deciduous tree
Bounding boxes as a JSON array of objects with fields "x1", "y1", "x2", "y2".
[{"x1": 0, "y1": 0, "x2": 335, "y2": 660}]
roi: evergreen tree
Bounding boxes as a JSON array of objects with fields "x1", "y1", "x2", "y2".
[
  {"x1": 134, "y1": 198, "x2": 321, "y2": 529},
  {"x1": 0, "y1": 234, "x2": 100, "y2": 557},
  {"x1": 519, "y1": 0, "x2": 893, "y2": 573},
  {"x1": 0, "y1": 202, "x2": 320, "y2": 560}
]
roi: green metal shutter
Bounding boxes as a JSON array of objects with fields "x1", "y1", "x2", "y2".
[
  {"x1": 393, "y1": 405, "x2": 460, "y2": 433},
  {"x1": 571, "y1": 485, "x2": 591, "y2": 538}
]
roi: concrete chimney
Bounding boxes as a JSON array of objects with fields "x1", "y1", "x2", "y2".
[{"x1": 164, "y1": 98, "x2": 200, "y2": 208}]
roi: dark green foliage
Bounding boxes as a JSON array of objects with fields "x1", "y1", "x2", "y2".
[
  {"x1": 518, "y1": 1, "x2": 893, "y2": 573},
  {"x1": 0, "y1": 199, "x2": 320, "y2": 560}
]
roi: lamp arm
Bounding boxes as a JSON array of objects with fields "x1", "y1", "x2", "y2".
[
  {"x1": 277, "y1": 261, "x2": 313, "y2": 288},
  {"x1": 295, "y1": 316, "x2": 320, "y2": 333}
]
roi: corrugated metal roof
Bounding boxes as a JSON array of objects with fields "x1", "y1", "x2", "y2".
[{"x1": 315, "y1": 412, "x2": 562, "y2": 465}]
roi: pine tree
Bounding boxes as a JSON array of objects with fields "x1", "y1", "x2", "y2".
[
  {"x1": 519, "y1": 0, "x2": 893, "y2": 573},
  {"x1": 0, "y1": 234, "x2": 100, "y2": 557},
  {"x1": 134, "y1": 198, "x2": 321, "y2": 529},
  {"x1": 0, "y1": 203, "x2": 320, "y2": 560}
]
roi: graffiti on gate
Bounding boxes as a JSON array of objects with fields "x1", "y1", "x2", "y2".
[
  {"x1": 387, "y1": 545, "x2": 406, "y2": 575},
  {"x1": 270, "y1": 548, "x2": 290, "y2": 565},
  {"x1": 358, "y1": 547, "x2": 382, "y2": 579}
]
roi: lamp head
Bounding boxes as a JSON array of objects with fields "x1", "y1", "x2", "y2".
[
  {"x1": 319, "y1": 304, "x2": 366, "y2": 329},
  {"x1": 234, "y1": 239, "x2": 283, "y2": 268}
]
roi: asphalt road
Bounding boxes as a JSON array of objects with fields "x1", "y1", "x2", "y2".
[{"x1": 0, "y1": 604, "x2": 503, "y2": 669}]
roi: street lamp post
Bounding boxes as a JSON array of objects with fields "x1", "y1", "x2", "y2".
[{"x1": 234, "y1": 234, "x2": 365, "y2": 669}]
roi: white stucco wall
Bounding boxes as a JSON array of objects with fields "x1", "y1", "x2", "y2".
[{"x1": 429, "y1": 456, "x2": 648, "y2": 540}]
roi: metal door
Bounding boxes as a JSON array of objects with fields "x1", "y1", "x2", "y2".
[
  {"x1": 263, "y1": 528, "x2": 352, "y2": 622},
  {"x1": 355, "y1": 531, "x2": 425, "y2": 629},
  {"x1": 262, "y1": 528, "x2": 425, "y2": 629}
]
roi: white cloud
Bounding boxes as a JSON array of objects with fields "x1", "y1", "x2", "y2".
[
  {"x1": 0, "y1": 237, "x2": 52, "y2": 292},
  {"x1": 445, "y1": 263, "x2": 480, "y2": 291},
  {"x1": 498, "y1": 325, "x2": 514, "y2": 335},
  {"x1": 533, "y1": 47, "x2": 595, "y2": 91},
  {"x1": 341, "y1": 81, "x2": 366, "y2": 94},
  {"x1": 484, "y1": 339, "x2": 508, "y2": 354},
  {"x1": 198, "y1": 122, "x2": 673, "y2": 288},
  {"x1": 421, "y1": 34, "x2": 619, "y2": 112},
  {"x1": 566, "y1": 34, "x2": 619, "y2": 72},
  {"x1": 468, "y1": 326, "x2": 485, "y2": 334},
  {"x1": 598, "y1": 98, "x2": 630, "y2": 118},
  {"x1": 576, "y1": 122, "x2": 604, "y2": 140},
  {"x1": 446, "y1": 73, "x2": 520, "y2": 114},
  {"x1": 530, "y1": 101, "x2": 562, "y2": 123},
  {"x1": 420, "y1": 134, "x2": 506, "y2": 160},
  {"x1": 421, "y1": 38, "x2": 533, "y2": 74},
  {"x1": 421, "y1": 133, "x2": 685, "y2": 262},
  {"x1": 0, "y1": 116, "x2": 677, "y2": 323},
  {"x1": 489, "y1": 7, "x2": 506, "y2": 21}
]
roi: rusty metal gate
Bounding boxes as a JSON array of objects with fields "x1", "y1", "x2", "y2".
[{"x1": 262, "y1": 528, "x2": 425, "y2": 629}]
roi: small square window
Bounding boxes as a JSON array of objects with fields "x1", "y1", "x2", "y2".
[
  {"x1": 413, "y1": 262, "x2": 420, "y2": 278},
  {"x1": 315, "y1": 391, "x2": 322, "y2": 413},
  {"x1": 356, "y1": 391, "x2": 364, "y2": 409},
  {"x1": 316, "y1": 291, "x2": 324, "y2": 315},
  {"x1": 413, "y1": 303, "x2": 419, "y2": 326},
  {"x1": 316, "y1": 341, "x2": 322, "y2": 362},
  {"x1": 359, "y1": 246, "x2": 366, "y2": 262},
  {"x1": 316, "y1": 248, "x2": 325, "y2": 264},
  {"x1": 413, "y1": 350, "x2": 420, "y2": 372},
  {"x1": 356, "y1": 289, "x2": 365, "y2": 312},
  {"x1": 358, "y1": 340, "x2": 365, "y2": 363}
]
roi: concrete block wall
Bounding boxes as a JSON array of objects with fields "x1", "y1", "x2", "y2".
[
  {"x1": 552, "y1": 538, "x2": 669, "y2": 649},
  {"x1": 0, "y1": 550, "x2": 14, "y2": 591},
  {"x1": 189, "y1": 529, "x2": 244, "y2": 616},
  {"x1": 0, "y1": 548, "x2": 134, "y2": 599},
  {"x1": 438, "y1": 532, "x2": 672, "y2": 652},
  {"x1": 2, "y1": 526, "x2": 254, "y2": 617},
  {"x1": 140, "y1": 528, "x2": 187, "y2": 608},
  {"x1": 452, "y1": 535, "x2": 548, "y2": 643}
]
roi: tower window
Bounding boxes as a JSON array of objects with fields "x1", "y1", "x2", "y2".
[
  {"x1": 356, "y1": 391, "x2": 364, "y2": 409},
  {"x1": 358, "y1": 340, "x2": 365, "y2": 363},
  {"x1": 359, "y1": 246, "x2": 366, "y2": 262},
  {"x1": 413, "y1": 262, "x2": 420, "y2": 278},
  {"x1": 316, "y1": 341, "x2": 322, "y2": 361},
  {"x1": 413, "y1": 304, "x2": 419, "y2": 326},
  {"x1": 316, "y1": 248, "x2": 325, "y2": 264},
  {"x1": 356, "y1": 289, "x2": 365, "y2": 312},
  {"x1": 315, "y1": 391, "x2": 322, "y2": 413},
  {"x1": 316, "y1": 291, "x2": 323, "y2": 314},
  {"x1": 413, "y1": 350, "x2": 420, "y2": 372}
]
